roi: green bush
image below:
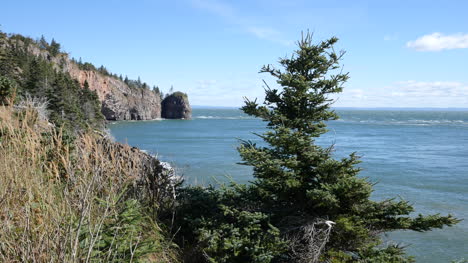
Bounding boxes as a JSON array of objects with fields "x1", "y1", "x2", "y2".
[
  {"x1": 0, "y1": 76, "x2": 16, "y2": 105},
  {"x1": 79, "y1": 199, "x2": 163, "y2": 262},
  {"x1": 175, "y1": 185, "x2": 286, "y2": 263}
]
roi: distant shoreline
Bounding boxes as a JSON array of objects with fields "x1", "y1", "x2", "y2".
[{"x1": 192, "y1": 105, "x2": 468, "y2": 111}]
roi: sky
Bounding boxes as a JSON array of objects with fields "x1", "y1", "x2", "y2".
[{"x1": 2, "y1": 0, "x2": 468, "y2": 108}]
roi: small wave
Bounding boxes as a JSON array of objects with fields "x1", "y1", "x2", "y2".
[
  {"x1": 195, "y1": 115, "x2": 254, "y2": 120},
  {"x1": 337, "y1": 119, "x2": 468, "y2": 126}
]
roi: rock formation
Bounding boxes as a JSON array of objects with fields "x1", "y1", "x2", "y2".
[
  {"x1": 161, "y1": 92, "x2": 192, "y2": 119},
  {"x1": 66, "y1": 66, "x2": 162, "y2": 121}
]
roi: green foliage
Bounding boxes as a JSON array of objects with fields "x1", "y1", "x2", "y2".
[
  {"x1": 44, "y1": 70, "x2": 104, "y2": 131},
  {"x1": 170, "y1": 91, "x2": 188, "y2": 99},
  {"x1": 0, "y1": 42, "x2": 19, "y2": 76},
  {"x1": 0, "y1": 76, "x2": 17, "y2": 105},
  {"x1": 49, "y1": 38, "x2": 61, "y2": 56},
  {"x1": 175, "y1": 185, "x2": 286, "y2": 263},
  {"x1": 39, "y1": 35, "x2": 48, "y2": 50},
  {"x1": 236, "y1": 32, "x2": 460, "y2": 261},
  {"x1": 0, "y1": 34, "x2": 105, "y2": 132},
  {"x1": 77, "y1": 61, "x2": 97, "y2": 71},
  {"x1": 80, "y1": 199, "x2": 163, "y2": 262}
]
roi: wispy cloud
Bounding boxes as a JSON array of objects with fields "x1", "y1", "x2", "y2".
[
  {"x1": 344, "y1": 89, "x2": 366, "y2": 99},
  {"x1": 191, "y1": 0, "x2": 235, "y2": 20},
  {"x1": 190, "y1": 0, "x2": 292, "y2": 46},
  {"x1": 246, "y1": 26, "x2": 292, "y2": 46},
  {"x1": 188, "y1": 78, "x2": 264, "y2": 106},
  {"x1": 406, "y1": 33, "x2": 468, "y2": 51},
  {"x1": 335, "y1": 81, "x2": 468, "y2": 108},
  {"x1": 391, "y1": 80, "x2": 468, "y2": 97},
  {"x1": 383, "y1": 33, "x2": 398, "y2": 41}
]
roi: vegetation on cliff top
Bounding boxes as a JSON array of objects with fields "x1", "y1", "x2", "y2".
[
  {"x1": 0, "y1": 29, "x2": 171, "y2": 127},
  {"x1": 0, "y1": 31, "x2": 104, "y2": 132}
]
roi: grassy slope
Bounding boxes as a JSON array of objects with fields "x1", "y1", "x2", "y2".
[{"x1": 0, "y1": 104, "x2": 178, "y2": 262}]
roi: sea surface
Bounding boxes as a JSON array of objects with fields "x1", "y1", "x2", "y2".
[{"x1": 109, "y1": 108, "x2": 468, "y2": 262}]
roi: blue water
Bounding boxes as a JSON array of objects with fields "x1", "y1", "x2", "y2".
[{"x1": 109, "y1": 108, "x2": 468, "y2": 262}]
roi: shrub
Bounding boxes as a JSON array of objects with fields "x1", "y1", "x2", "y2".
[
  {"x1": 0, "y1": 76, "x2": 16, "y2": 105},
  {"x1": 175, "y1": 185, "x2": 286, "y2": 263}
]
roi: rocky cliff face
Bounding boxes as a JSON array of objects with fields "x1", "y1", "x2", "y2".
[
  {"x1": 64, "y1": 65, "x2": 162, "y2": 120},
  {"x1": 12, "y1": 39, "x2": 189, "y2": 121},
  {"x1": 30, "y1": 48, "x2": 162, "y2": 120},
  {"x1": 161, "y1": 92, "x2": 192, "y2": 119}
]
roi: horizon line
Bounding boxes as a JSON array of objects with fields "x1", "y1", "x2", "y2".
[{"x1": 192, "y1": 105, "x2": 468, "y2": 110}]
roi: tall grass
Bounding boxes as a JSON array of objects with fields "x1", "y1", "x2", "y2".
[{"x1": 0, "y1": 104, "x2": 178, "y2": 262}]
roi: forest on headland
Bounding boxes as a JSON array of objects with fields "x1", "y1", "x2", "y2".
[{"x1": 0, "y1": 29, "x2": 461, "y2": 262}]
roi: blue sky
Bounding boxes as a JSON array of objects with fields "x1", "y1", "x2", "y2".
[{"x1": 2, "y1": 0, "x2": 468, "y2": 107}]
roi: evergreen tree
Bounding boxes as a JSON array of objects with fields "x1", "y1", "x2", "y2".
[
  {"x1": 0, "y1": 76, "x2": 17, "y2": 105},
  {"x1": 0, "y1": 45, "x2": 17, "y2": 76},
  {"x1": 238, "y1": 33, "x2": 459, "y2": 262},
  {"x1": 39, "y1": 35, "x2": 48, "y2": 50},
  {"x1": 136, "y1": 76, "x2": 142, "y2": 88},
  {"x1": 49, "y1": 38, "x2": 61, "y2": 56},
  {"x1": 24, "y1": 58, "x2": 47, "y2": 96}
]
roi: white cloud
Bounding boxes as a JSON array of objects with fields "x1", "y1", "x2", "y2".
[
  {"x1": 406, "y1": 33, "x2": 468, "y2": 51},
  {"x1": 334, "y1": 81, "x2": 468, "y2": 108},
  {"x1": 393, "y1": 81, "x2": 468, "y2": 97},
  {"x1": 189, "y1": 79, "x2": 468, "y2": 108},
  {"x1": 190, "y1": 0, "x2": 291, "y2": 46}
]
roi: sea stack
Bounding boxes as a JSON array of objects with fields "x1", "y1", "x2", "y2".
[{"x1": 161, "y1": 92, "x2": 192, "y2": 119}]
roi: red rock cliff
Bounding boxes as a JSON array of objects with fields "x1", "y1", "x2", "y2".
[{"x1": 26, "y1": 44, "x2": 164, "y2": 120}]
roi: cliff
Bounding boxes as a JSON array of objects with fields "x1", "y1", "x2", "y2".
[
  {"x1": 161, "y1": 92, "x2": 192, "y2": 119},
  {"x1": 67, "y1": 66, "x2": 162, "y2": 121},
  {"x1": 1, "y1": 34, "x2": 190, "y2": 121}
]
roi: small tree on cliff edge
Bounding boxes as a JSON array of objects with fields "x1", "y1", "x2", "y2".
[{"x1": 238, "y1": 32, "x2": 459, "y2": 262}]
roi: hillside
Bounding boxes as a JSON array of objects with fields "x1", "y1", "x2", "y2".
[
  {"x1": 0, "y1": 31, "x2": 191, "y2": 125},
  {"x1": 0, "y1": 31, "x2": 183, "y2": 262},
  {"x1": 0, "y1": 103, "x2": 179, "y2": 262}
]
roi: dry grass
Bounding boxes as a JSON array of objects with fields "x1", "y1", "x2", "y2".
[{"x1": 0, "y1": 105, "x2": 178, "y2": 262}]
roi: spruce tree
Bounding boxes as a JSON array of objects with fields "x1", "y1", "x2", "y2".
[
  {"x1": 49, "y1": 38, "x2": 61, "y2": 56},
  {"x1": 0, "y1": 46, "x2": 16, "y2": 76},
  {"x1": 39, "y1": 35, "x2": 48, "y2": 50},
  {"x1": 238, "y1": 33, "x2": 459, "y2": 262},
  {"x1": 0, "y1": 76, "x2": 17, "y2": 105}
]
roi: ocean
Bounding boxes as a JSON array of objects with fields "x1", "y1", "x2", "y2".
[{"x1": 108, "y1": 108, "x2": 468, "y2": 262}]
